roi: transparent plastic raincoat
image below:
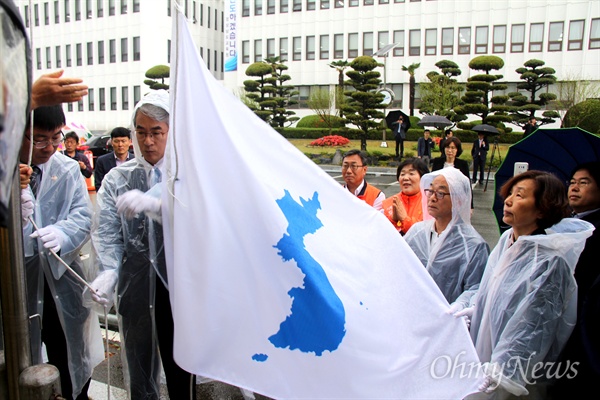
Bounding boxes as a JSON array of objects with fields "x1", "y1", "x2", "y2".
[
  {"x1": 23, "y1": 152, "x2": 104, "y2": 398},
  {"x1": 404, "y1": 168, "x2": 489, "y2": 306},
  {"x1": 91, "y1": 91, "x2": 169, "y2": 398},
  {"x1": 469, "y1": 218, "x2": 594, "y2": 397}
]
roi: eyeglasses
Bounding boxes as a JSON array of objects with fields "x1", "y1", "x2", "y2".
[
  {"x1": 135, "y1": 130, "x2": 167, "y2": 140},
  {"x1": 26, "y1": 132, "x2": 64, "y2": 149},
  {"x1": 342, "y1": 164, "x2": 365, "y2": 171},
  {"x1": 568, "y1": 179, "x2": 591, "y2": 188},
  {"x1": 424, "y1": 189, "x2": 451, "y2": 200},
  {"x1": 445, "y1": 146, "x2": 458, "y2": 152}
]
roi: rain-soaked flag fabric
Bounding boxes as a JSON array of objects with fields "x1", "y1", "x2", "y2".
[{"x1": 163, "y1": 9, "x2": 481, "y2": 399}]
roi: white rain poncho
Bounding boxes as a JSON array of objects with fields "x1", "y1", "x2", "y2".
[
  {"x1": 91, "y1": 90, "x2": 169, "y2": 398},
  {"x1": 470, "y1": 218, "x2": 594, "y2": 396},
  {"x1": 23, "y1": 152, "x2": 104, "y2": 398},
  {"x1": 404, "y1": 168, "x2": 489, "y2": 306}
]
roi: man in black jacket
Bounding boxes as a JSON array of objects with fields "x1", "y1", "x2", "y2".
[
  {"x1": 470, "y1": 132, "x2": 489, "y2": 184},
  {"x1": 93, "y1": 127, "x2": 132, "y2": 191},
  {"x1": 552, "y1": 161, "x2": 600, "y2": 396},
  {"x1": 522, "y1": 116, "x2": 538, "y2": 138}
]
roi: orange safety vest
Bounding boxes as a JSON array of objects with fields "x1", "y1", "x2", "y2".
[
  {"x1": 356, "y1": 181, "x2": 382, "y2": 207},
  {"x1": 381, "y1": 191, "x2": 423, "y2": 234}
]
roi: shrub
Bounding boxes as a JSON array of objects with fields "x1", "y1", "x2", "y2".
[
  {"x1": 563, "y1": 99, "x2": 600, "y2": 135},
  {"x1": 297, "y1": 114, "x2": 345, "y2": 128},
  {"x1": 309, "y1": 135, "x2": 350, "y2": 147}
]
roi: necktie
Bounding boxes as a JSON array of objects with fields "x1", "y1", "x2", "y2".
[
  {"x1": 29, "y1": 166, "x2": 42, "y2": 197},
  {"x1": 151, "y1": 168, "x2": 162, "y2": 186}
]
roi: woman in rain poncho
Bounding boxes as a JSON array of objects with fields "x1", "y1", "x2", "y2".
[
  {"x1": 404, "y1": 167, "x2": 489, "y2": 307},
  {"x1": 467, "y1": 170, "x2": 594, "y2": 399},
  {"x1": 89, "y1": 90, "x2": 196, "y2": 399}
]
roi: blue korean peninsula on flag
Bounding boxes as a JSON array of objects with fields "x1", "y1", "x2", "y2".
[{"x1": 163, "y1": 9, "x2": 481, "y2": 399}]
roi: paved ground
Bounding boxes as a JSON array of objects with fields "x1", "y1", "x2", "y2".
[{"x1": 85, "y1": 164, "x2": 502, "y2": 399}]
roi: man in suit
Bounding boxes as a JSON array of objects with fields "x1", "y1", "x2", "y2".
[
  {"x1": 94, "y1": 127, "x2": 132, "y2": 191},
  {"x1": 522, "y1": 116, "x2": 538, "y2": 138},
  {"x1": 470, "y1": 132, "x2": 489, "y2": 184},
  {"x1": 391, "y1": 115, "x2": 409, "y2": 159},
  {"x1": 417, "y1": 129, "x2": 434, "y2": 169},
  {"x1": 552, "y1": 161, "x2": 600, "y2": 396}
]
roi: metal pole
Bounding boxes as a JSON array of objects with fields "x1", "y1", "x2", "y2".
[{"x1": 0, "y1": 168, "x2": 32, "y2": 400}]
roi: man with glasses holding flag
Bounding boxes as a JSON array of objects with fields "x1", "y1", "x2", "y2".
[
  {"x1": 341, "y1": 149, "x2": 385, "y2": 211},
  {"x1": 18, "y1": 105, "x2": 103, "y2": 400}
]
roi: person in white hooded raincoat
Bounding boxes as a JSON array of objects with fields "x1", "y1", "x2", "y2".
[
  {"x1": 404, "y1": 167, "x2": 489, "y2": 308},
  {"x1": 464, "y1": 170, "x2": 594, "y2": 399},
  {"x1": 19, "y1": 105, "x2": 103, "y2": 400},
  {"x1": 89, "y1": 90, "x2": 196, "y2": 399}
]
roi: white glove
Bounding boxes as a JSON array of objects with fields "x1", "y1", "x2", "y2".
[
  {"x1": 116, "y1": 189, "x2": 161, "y2": 220},
  {"x1": 88, "y1": 271, "x2": 119, "y2": 307},
  {"x1": 479, "y1": 362, "x2": 528, "y2": 396},
  {"x1": 30, "y1": 225, "x2": 67, "y2": 253},
  {"x1": 453, "y1": 305, "x2": 475, "y2": 329},
  {"x1": 21, "y1": 189, "x2": 35, "y2": 222}
]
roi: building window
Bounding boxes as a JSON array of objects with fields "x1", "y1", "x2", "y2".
[
  {"x1": 88, "y1": 88, "x2": 94, "y2": 111},
  {"x1": 511, "y1": 24, "x2": 525, "y2": 52},
  {"x1": 590, "y1": 19, "x2": 600, "y2": 49},
  {"x1": 349, "y1": 0, "x2": 358, "y2": 6},
  {"x1": 409, "y1": 29, "x2": 420, "y2": 56},
  {"x1": 364, "y1": 0, "x2": 374, "y2": 5},
  {"x1": 267, "y1": 38, "x2": 275, "y2": 58},
  {"x1": 46, "y1": 47, "x2": 51, "y2": 68},
  {"x1": 363, "y1": 32, "x2": 373, "y2": 55},
  {"x1": 109, "y1": 39, "x2": 116, "y2": 63},
  {"x1": 167, "y1": 39, "x2": 171, "y2": 63},
  {"x1": 64, "y1": 0, "x2": 70, "y2": 22},
  {"x1": 214, "y1": 49, "x2": 217, "y2": 71},
  {"x1": 207, "y1": 49, "x2": 211, "y2": 69},
  {"x1": 120, "y1": 0, "x2": 127, "y2": 14},
  {"x1": 199, "y1": 46, "x2": 203, "y2": 59},
  {"x1": 321, "y1": 0, "x2": 330, "y2": 9},
  {"x1": 208, "y1": 6, "x2": 211, "y2": 28},
  {"x1": 200, "y1": 3, "x2": 203, "y2": 24},
  {"x1": 334, "y1": 34, "x2": 343, "y2": 58},
  {"x1": 34, "y1": 4, "x2": 39, "y2": 26},
  {"x1": 254, "y1": 0, "x2": 262, "y2": 16},
  {"x1": 425, "y1": 28, "x2": 436, "y2": 55},
  {"x1": 66, "y1": 44, "x2": 72, "y2": 67},
  {"x1": 109, "y1": 0, "x2": 115, "y2": 16},
  {"x1": 134, "y1": 86, "x2": 141, "y2": 105},
  {"x1": 54, "y1": 1, "x2": 59, "y2": 23},
  {"x1": 475, "y1": 26, "x2": 488, "y2": 54},
  {"x1": 133, "y1": 0, "x2": 140, "y2": 12},
  {"x1": 87, "y1": 42, "x2": 93, "y2": 65},
  {"x1": 192, "y1": 1, "x2": 197, "y2": 22},
  {"x1": 307, "y1": 0, "x2": 316, "y2": 10},
  {"x1": 458, "y1": 27, "x2": 470, "y2": 54},
  {"x1": 568, "y1": 20, "x2": 584, "y2": 50},
  {"x1": 529, "y1": 23, "x2": 544, "y2": 52},
  {"x1": 378, "y1": 31, "x2": 389, "y2": 51},
  {"x1": 254, "y1": 39, "x2": 262, "y2": 62},
  {"x1": 75, "y1": 0, "x2": 81, "y2": 20},
  {"x1": 67, "y1": 103, "x2": 73, "y2": 112},
  {"x1": 548, "y1": 22, "x2": 564, "y2": 51},
  {"x1": 98, "y1": 40, "x2": 105, "y2": 64},
  {"x1": 110, "y1": 87, "x2": 117, "y2": 110},
  {"x1": 393, "y1": 30, "x2": 404, "y2": 56},
  {"x1": 99, "y1": 88, "x2": 106, "y2": 111},
  {"x1": 133, "y1": 37, "x2": 140, "y2": 61},
  {"x1": 86, "y1": 0, "x2": 92, "y2": 18},
  {"x1": 97, "y1": 0, "x2": 103, "y2": 17},
  {"x1": 44, "y1": 2, "x2": 49, "y2": 25},
  {"x1": 55, "y1": 46, "x2": 61, "y2": 68},
  {"x1": 280, "y1": 37, "x2": 288, "y2": 61},
  {"x1": 320, "y1": 34, "x2": 329, "y2": 59},
  {"x1": 24, "y1": 5, "x2": 29, "y2": 27},
  {"x1": 122, "y1": 87, "x2": 129, "y2": 110},
  {"x1": 493, "y1": 25, "x2": 506, "y2": 53},
  {"x1": 441, "y1": 28, "x2": 453, "y2": 54},
  {"x1": 242, "y1": 0, "x2": 250, "y2": 16},
  {"x1": 348, "y1": 33, "x2": 358, "y2": 58},
  {"x1": 293, "y1": 36, "x2": 302, "y2": 60},
  {"x1": 280, "y1": 0, "x2": 289, "y2": 13},
  {"x1": 214, "y1": 9, "x2": 217, "y2": 30},
  {"x1": 76, "y1": 43, "x2": 82, "y2": 66},
  {"x1": 78, "y1": 99, "x2": 83, "y2": 111},
  {"x1": 379, "y1": 0, "x2": 389, "y2": 4},
  {"x1": 267, "y1": 0, "x2": 275, "y2": 13},
  {"x1": 293, "y1": 0, "x2": 302, "y2": 11},
  {"x1": 306, "y1": 36, "x2": 315, "y2": 60},
  {"x1": 36, "y1": 48, "x2": 41, "y2": 70},
  {"x1": 121, "y1": 38, "x2": 128, "y2": 62},
  {"x1": 242, "y1": 40, "x2": 250, "y2": 63},
  {"x1": 335, "y1": 0, "x2": 344, "y2": 8}
]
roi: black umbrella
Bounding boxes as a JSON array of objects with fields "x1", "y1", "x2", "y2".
[
  {"x1": 385, "y1": 110, "x2": 411, "y2": 130},
  {"x1": 417, "y1": 115, "x2": 453, "y2": 129},
  {"x1": 472, "y1": 124, "x2": 500, "y2": 135},
  {"x1": 492, "y1": 127, "x2": 600, "y2": 234}
]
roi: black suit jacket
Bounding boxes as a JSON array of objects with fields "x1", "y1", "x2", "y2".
[
  {"x1": 471, "y1": 138, "x2": 489, "y2": 161},
  {"x1": 94, "y1": 151, "x2": 133, "y2": 191}
]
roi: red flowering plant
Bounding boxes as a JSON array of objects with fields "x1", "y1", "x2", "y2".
[
  {"x1": 308, "y1": 135, "x2": 350, "y2": 147},
  {"x1": 433, "y1": 137, "x2": 442, "y2": 146}
]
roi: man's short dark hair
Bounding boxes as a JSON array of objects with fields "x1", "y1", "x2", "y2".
[
  {"x1": 424, "y1": 129, "x2": 430, "y2": 134},
  {"x1": 570, "y1": 161, "x2": 600, "y2": 186},
  {"x1": 110, "y1": 126, "x2": 131, "y2": 139},
  {"x1": 64, "y1": 131, "x2": 79, "y2": 142},
  {"x1": 343, "y1": 149, "x2": 368, "y2": 165},
  {"x1": 28, "y1": 105, "x2": 65, "y2": 131},
  {"x1": 445, "y1": 130, "x2": 453, "y2": 136},
  {"x1": 529, "y1": 116, "x2": 537, "y2": 121}
]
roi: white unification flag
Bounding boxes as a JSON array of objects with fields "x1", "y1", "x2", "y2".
[{"x1": 164, "y1": 9, "x2": 482, "y2": 399}]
